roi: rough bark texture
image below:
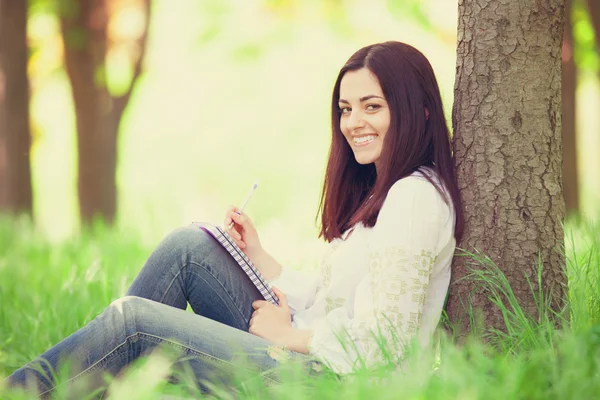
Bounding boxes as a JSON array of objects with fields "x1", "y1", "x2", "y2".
[
  {"x1": 59, "y1": 0, "x2": 150, "y2": 225},
  {"x1": 562, "y1": 0, "x2": 578, "y2": 214},
  {"x1": 448, "y1": 0, "x2": 567, "y2": 334},
  {"x1": 0, "y1": 0, "x2": 33, "y2": 215}
]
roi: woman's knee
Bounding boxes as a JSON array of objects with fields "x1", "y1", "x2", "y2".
[
  {"x1": 106, "y1": 296, "x2": 155, "y2": 334},
  {"x1": 157, "y1": 226, "x2": 214, "y2": 257},
  {"x1": 106, "y1": 297, "x2": 184, "y2": 341},
  {"x1": 108, "y1": 295, "x2": 150, "y2": 314},
  {"x1": 141, "y1": 226, "x2": 215, "y2": 273}
]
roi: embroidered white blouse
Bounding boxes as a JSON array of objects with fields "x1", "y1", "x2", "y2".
[{"x1": 268, "y1": 170, "x2": 456, "y2": 374}]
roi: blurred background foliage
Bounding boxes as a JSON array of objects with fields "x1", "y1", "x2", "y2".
[{"x1": 1, "y1": 0, "x2": 599, "y2": 269}]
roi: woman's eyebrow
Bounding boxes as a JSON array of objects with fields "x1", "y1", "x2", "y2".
[{"x1": 338, "y1": 95, "x2": 385, "y2": 104}]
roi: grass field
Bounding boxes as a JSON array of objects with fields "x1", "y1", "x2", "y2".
[
  {"x1": 0, "y1": 215, "x2": 598, "y2": 399},
  {"x1": 2, "y1": 1, "x2": 599, "y2": 397}
]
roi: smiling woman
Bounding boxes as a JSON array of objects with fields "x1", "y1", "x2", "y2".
[
  {"x1": 320, "y1": 42, "x2": 463, "y2": 242},
  {"x1": 5, "y1": 41, "x2": 464, "y2": 396},
  {"x1": 338, "y1": 69, "x2": 391, "y2": 169}
]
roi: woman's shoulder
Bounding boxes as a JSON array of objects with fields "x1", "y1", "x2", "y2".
[
  {"x1": 384, "y1": 168, "x2": 452, "y2": 218},
  {"x1": 387, "y1": 167, "x2": 442, "y2": 197}
]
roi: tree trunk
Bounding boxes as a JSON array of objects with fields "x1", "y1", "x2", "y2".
[
  {"x1": 447, "y1": 1, "x2": 567, "y2": 334},
  {"x1": 0, "y1": 0, "x2": 33, "y2": 215},
  {"x1": 562, "y1": 0, "x2": 578, "y2": 214},
  {"x1": 60, "y1": 0, "x2": 115, "y2": 225},
  {"x1": 59, "y1": 0, "x2": 150, "y2": 225}
]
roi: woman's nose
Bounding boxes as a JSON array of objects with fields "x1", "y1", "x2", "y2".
[{"x1": 346, "y1": 110, "x2": 365, "y2": 131}]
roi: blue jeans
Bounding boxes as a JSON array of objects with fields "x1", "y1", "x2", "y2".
[{"x1": 6, "y1": 227, "x2": 317, "y2": 397}]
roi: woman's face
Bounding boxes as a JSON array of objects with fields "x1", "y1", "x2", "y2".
[{"x1": 338, "y1": 68, "x2": 391, "y2": 171}]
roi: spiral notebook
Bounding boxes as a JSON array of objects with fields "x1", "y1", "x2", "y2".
[{"x1": 190, "y1": 222, "x2": 279, "y2": 306}]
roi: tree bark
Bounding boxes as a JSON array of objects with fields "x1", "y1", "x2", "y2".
[
  {"x1": 448, "y1": 0, "x2": 567, "y2": 334},
  {"x1": 59, "y1": 0, "x2": 150, "y2": 225},
  {"x1": 562, "y1": 0, "x2": 578, "y2": 214},
  {"x1": 0, "y1": 0, "x2": 33, "y2": 215}
]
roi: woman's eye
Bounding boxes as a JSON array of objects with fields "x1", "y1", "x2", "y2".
[
  {"x1": 366, "y1": 104, "x2": 381, "y2": 111},
  {"x1": 339, "y1": 107, "x2": 351, "y2": 114}
]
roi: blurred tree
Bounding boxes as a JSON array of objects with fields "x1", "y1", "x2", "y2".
[
  {"x1": 584, "y1": 2, "x2": 600, "y2": 208},
  {"x1": 0, "y1": 0, "x2": 33, "y2": 215},
  {"x1": 586, "y1": 0, "x2": 599, "y2": 52},
  {"x1": 572, "y1": 0, "x2": 599, "y2": 72},
  {"x1": 448, "y1": 1, "x2": 567, "y2": 334},
  {"x1": 58, "y1": 0, "x2": 150, "y2": 225},
  {"x1": 563, "y1": 0, "x2": 579, "y2": 214}
]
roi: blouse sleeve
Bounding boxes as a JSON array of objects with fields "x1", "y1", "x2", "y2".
[
  {"x1": 268, "y1": 266, "x2": 321, "y2": 316},
  {"x1": 307, "y1": 177, "x2": 451, "y2": 374}
]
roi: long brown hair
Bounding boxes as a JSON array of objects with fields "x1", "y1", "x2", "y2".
[{"x1": 318, "y1": 41, "x2": 464, "y2": 242}]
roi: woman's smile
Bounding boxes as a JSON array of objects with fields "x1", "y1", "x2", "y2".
[{"x1": 352, "y1": 134, "x2": 378, "y2": 147}]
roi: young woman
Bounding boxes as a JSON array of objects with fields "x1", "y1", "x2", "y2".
[{"x1": 5, "y1": 41, "x2": 463, "y2": 397}]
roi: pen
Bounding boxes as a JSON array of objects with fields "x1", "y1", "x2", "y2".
[{"x1": 228, "y1": 179, "x2": 260, "y2": 229}]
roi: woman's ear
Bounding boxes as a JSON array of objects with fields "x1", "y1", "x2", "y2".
[{"x1": 425, "y1": 107, "x2": 430, "y2": 120}]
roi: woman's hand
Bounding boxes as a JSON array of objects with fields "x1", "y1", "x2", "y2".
[
  {"x1": 249, "y1": 287, "x2": 293, "y2": 342},
  {"x1": 224, "y1": 207, "x2": 283, "y2": 280},
  {"x1": 249, "y1": 288, "x2": 312, "y2": 354},
  {"x1": 224, "y1": 206, "x2": 263, "y2": 259}
]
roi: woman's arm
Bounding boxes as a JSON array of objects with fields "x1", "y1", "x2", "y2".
[
  {"x1": 249, "y1": 248, "x2": 282, "y2": 280},
  {"x1": 248, "y1": 286, "x2": 315, "y2": 352},
  {"x1": 285, "y1": 329, "x2": 314, "y2": 353},
  {"x1": 306, "y1": 177, "x2": 453, "y2": 374},
  {"x1": 227, "y1": 211, "x2": 321, "y2": 315}
]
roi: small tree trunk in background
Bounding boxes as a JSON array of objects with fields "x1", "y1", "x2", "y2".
[
  {"x1": 562, "y1": 0, "x2": 579, "y2": 214},
  {"x1": 448, "y1": 0, "x2": 567, "y2": 334},
  {"x1": 587, "y1": 0, "x2": 600, "y2": 171},
  {"x1": 0, "y1": 0, "x2": 33, "y2": 215},
  {"x1": 587, "y1": 0, "x2": 600, "y2": 55},
  {"x1": 0, "y1": 63, "x2": 6, "y2": 210},
  {"x1": 59, "y1": 0, "x2": 150, "y2": 225},
  {"x1": 60, "y1": 0, "x2": 115, "y2": 225}
]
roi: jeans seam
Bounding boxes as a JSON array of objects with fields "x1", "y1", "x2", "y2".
[
  {"x1": 37, "y1": 332, "x2": 140, "y2": 397},
  {"x1": 159, "y1": 259, "x2": 249, "y2": 328},
  {"x1": 158, "y1": 261, "x2": 187, "y2": 305},
  {"x1": 38, "y1": 331, "x2": 278, "y2": 396},
  {"x1": 137, "y1": 332, "x2": 280, "y2": 386}
]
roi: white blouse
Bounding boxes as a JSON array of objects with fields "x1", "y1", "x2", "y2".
[{"x1": 269, "y1": 169, "x2": 456, "y2": 374}]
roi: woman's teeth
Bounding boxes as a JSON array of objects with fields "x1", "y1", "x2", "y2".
[{"x1": 354, "y1": 135, "x2": 376, "y2": 145}]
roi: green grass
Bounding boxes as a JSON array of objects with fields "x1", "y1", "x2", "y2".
[
  {"x1": 0, "y1": 215, "x2": 599, "y2": 399},
  {"x1": 7, "y1": 1, "x2": 600, "y2": 397}
]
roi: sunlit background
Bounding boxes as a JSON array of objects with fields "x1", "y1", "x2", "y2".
[{"x1": 14, "y1": 0, "x2": 600, "y2": 268}]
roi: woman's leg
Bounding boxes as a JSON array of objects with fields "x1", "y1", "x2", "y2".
[
  {"x1": 6, "y1": 296, "x2": 309, "y2": 398},
  {"x1": 126, "y1": 225, "x2": 264, "y2": 331},
  {"x1": 3, "y1": 227, "x2": 310, "y2": 398}
]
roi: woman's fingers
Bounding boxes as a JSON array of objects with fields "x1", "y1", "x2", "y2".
[
  {"x1": 230, "y1": 210, "x2": 254, "y2": 227},
  {"x1": 223, "y1": 208, "x2": 259, "y2": 252},
  {"x1": 272, "y1": 287, "x2": 288, "y2": 309},
  {"x1": 230, "y1": 212, "x2": 253, "y2": 230},
  {"x1": 222, "y1": 210, "x2": 247, "y2": 249},
  {"x1": 229, "y1": 227, "x2": 242, "y2": 240},
  {"x1": 224, "y1": 205, "x2": 239, "y2": 227},
  {"x1": 224, "y1": 205, "x2": 255, "y2": 230},
  {"x1": 230, "y1": 211, "x2": 242, "y2": 224},
  {"x1": 228, "y1": 229, "x2": 245, "y2": 248}
]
